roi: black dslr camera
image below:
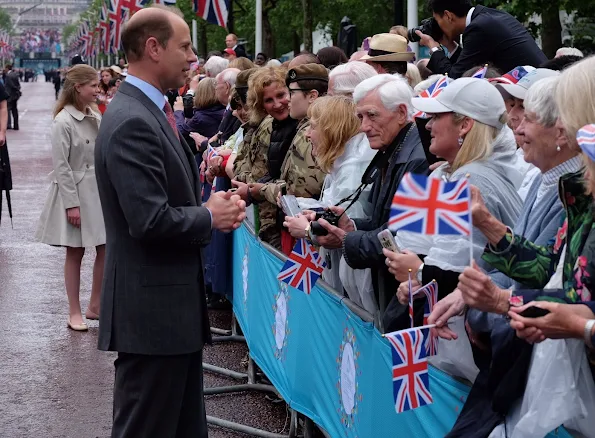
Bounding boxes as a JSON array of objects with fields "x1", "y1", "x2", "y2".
[
  {"x1": 310, "y1": 210, "x2": 341, "y2": 236},
  {"x1": 408, "y1": 17, "x2": 444, "y2": 43}
]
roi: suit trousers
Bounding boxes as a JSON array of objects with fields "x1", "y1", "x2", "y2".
[
  {"x1": 112, "y1": 350, "x2": 208, "y2": 438},
  {"x1": 7, "y1": 100, "x2": 18, "y2": 129}
]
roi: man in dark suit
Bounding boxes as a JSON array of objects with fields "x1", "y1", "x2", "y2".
[
  {"x1": 418, "y1": 0, "x2": 547, "y2": 79},
  {"x1": 94, "y1": 6, "x2": 246, "y2": 438},
  {"x1": 4, "y1": 64, "x2": 21, "y2": 130},
  {"x1": 225, "y1": 33, "x2": 247, "y2": 58}
]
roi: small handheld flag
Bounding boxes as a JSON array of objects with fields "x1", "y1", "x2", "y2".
[
  {"x1": 206, "y1": 145, "x2": 219, "y2": 162},
  {"x1": 277, "y1": 239, "x2": 325, "y2": 294},
  {"x1": 472, "y1": 65, "x2": 488, "y2": 79},
  {"x1": 385, "y1": 327, "x2": 433, "y2": 413},
  {"x1": 417, "y1": 281, "x2": 438, "y2": 355},
  {"x1": 413, "y1": 76, "x2": 450, "y2": 119},
  {"x1": 389, "y1": 173, "x2": 471, "y2": 236}
]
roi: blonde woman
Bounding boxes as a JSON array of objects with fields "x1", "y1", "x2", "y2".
[
  {"x1": 382, "y1": 78, "x2": 523, "y2": 331},
  {"x1": 283, "y1": 96, "x2": 376, "y2": 308},
  {"x1": 36, "y1": 64, "x2": 105, "y2": 331}
]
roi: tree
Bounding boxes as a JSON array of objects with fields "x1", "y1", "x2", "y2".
[{"x1": 0, "y1": 7, "x2": 12, "y2": 32}]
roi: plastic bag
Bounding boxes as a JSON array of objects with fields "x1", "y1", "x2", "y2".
[
  {"x1": 338, "y1": 256, "x2": 378, "y2": 316},
  {"x1": 429, "y1": 316, "x2": 480, "y2": 384},
  {"x1": 488, "y1": 337, "x2": 595, "y2": 438}
]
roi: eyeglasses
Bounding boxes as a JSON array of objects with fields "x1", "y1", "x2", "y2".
[{"x1": 288, "y1": 88, "x2": 311, "y2": 96}]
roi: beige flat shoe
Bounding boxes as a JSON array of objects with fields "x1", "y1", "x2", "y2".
[
  {"x1": 85, "y1": 310, "x2": 100, "y2": 320},
  {"x1": 67, "y1": 318, "x2": 88, "y2": 331}
]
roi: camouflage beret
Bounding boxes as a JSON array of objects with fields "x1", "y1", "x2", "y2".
[
  {"x1": 286, "y1": 63, "x2": 329, "y2": 86},
  {"x1": 236, "y1": 68, "x2": 258, "y2": 89}
]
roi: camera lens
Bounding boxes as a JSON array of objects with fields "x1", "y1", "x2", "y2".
[{"x1": 407, "y1": 27, "x2": 422, "y2": 43}]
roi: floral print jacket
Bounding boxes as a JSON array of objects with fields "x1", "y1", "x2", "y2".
[{"x1": 482, "y1": 170, "x2": 595, "y2": 305}]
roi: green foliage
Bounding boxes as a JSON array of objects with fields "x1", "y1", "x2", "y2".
[{"x1": 0, "y1": 7, "x2": 12, "y2": 32}]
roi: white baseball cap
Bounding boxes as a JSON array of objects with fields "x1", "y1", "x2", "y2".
[
  {"x1": 495, "y1": 68, "x2": 560, "y2": 101},
  {"x1": 411, "y1": 77, "x2": 506, "y2": 129}
]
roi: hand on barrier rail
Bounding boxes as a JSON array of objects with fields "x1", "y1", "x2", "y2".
[
  {"x1": 383, "y1": 248, "x2": 423, "y2": 283},
  {"x1": 205, "y1": 191, "x2": 246, "y2": 232},
  {"x1": 427, "y1": 289, "x2": 466, "y2": 340}
]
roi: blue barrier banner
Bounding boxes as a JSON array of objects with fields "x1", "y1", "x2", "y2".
[{"x1": 232, "y1": 225, "x2": 574, "y2": 438}]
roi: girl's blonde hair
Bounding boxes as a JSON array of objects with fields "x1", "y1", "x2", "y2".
[
  {"x1": 449, "y1": 112, "x2": 507, "y2": 173},
  {"x1": 307, "y1": 95, "x2": 361, "y2": 173},
  {"x1": 555, "y1": 55, "x2": 595, "y2": 151},
  {"x1": 54, "y1": 64, "x2": 99, "y2": 118},
  {"x1": 247, "y1": 66, "x2": 287, "y2": 125},
  {"x1": 193, "y1": 77, "x2": 219, "y2": 109}
]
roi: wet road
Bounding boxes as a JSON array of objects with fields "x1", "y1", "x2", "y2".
[{"x1": 0, "y1": 80, "x2": 287, "y2": 437}]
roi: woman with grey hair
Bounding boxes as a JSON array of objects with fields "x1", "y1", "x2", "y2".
[
  {"x1": 203, "y1": 55, "x2": 229, "y2": 78},
  {"x1": 328, "y1": 61, "x2": 377, "y2": 97},
  {"x1": 427, "y1": 76, "x2": 583, "y2": 337}
]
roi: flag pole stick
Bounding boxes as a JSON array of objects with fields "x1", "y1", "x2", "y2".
[
  {"x1": 408, "y1": 269, "x2": 413, "y2": 328},
  {"x1": 466, "y1": 173, "x2": 473, "y2": 267},
  {"x1": 382, "y1": 323, "x2": 437, "y2": 338}
]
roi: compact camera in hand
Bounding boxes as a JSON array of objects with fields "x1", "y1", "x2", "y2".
[{"x1": 310, "y1": 211, "x2": 341, "y2": 236}]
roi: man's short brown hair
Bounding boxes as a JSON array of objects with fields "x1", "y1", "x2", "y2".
[{"x1": 121, "y1": 6, "x2": 182, "y2": 62}]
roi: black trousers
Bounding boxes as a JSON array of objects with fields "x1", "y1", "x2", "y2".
[
  {"x1": 7, "y1": 100, "x2": 18, "y2": 129},
  {"x1": 112, "y1": 350, "x2": 208, "y2": 438}
]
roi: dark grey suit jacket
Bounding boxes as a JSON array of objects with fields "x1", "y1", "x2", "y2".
[{"x1": 95, "y1": 81, "x2": 213, "y2": 355}]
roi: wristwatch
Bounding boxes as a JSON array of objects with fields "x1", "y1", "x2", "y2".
[
  {"x1": 304, "y1": 222, "x2": 312, "y2": 240},
  {"x1": 416, "y1": 263, "x2": 424, "y2": 283},
  {"x1": 430, "y1": 46, "x2": 443, "y2": 54}
]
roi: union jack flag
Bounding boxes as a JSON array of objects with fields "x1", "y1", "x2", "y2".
[
  {"x1": 120, "y1": 0, "x2": 150, "y2": 13},
  {"x1": 99, "y1": 3, "x2": 110, "y2": 53},
  {"x1": 109, "y1": 0, "x2": 125, "y2": 54},
  {"x1": 386, "y1": 327, "x2": 433, "y2": 413},
  {"x1": 472, "y1": 65, "x2": 487, "y2": 79},
  {"x1": 196, "y1": 0, "x2": 230, "y2": 28},
  {"x1": 206, "y1": 145, "x2": 218, "y2": 162},
  {"x1": 413, "y1": 75, "x2": 450, "y2": 119},
  {"x1": 277, "y1": 239, "x2": 325, "y2": 295},
  {"x1": 389, "y1": 173, "x2": 471, "y2": 236},
  {"x1": 415, "y1": 281, "x2": 438, "y2": 355}
]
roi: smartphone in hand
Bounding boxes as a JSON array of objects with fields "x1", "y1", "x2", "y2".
[
  {"x1": 519, "y1": 306, "x2": 550, "y2": 318},
  {"x1": 377, "y1": 229, "x2": 401, "y2": 253}
]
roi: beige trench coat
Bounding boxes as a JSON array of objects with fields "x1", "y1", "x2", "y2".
[{"x1": 35, "y1": 105, "x2": 106, "y2": 248}]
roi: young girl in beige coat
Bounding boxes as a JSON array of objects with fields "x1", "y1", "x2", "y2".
[{"x1": 36, "y1": 64, "x2": 105, "y2": 331}]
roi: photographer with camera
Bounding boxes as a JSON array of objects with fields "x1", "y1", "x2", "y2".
[{"x1": 412, "y1": 0, "x2": 547, "y2": 79}]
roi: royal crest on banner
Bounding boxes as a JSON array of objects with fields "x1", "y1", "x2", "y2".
[
  {"x1": 336, "y1": 321, "x2": 363, "y2": 432},
  {"x1": 272, "y1": 282, "x2": 291, "y2": 361}
]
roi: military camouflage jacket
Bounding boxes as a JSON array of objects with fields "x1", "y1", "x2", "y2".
[
  {"x1": 259, "y1": 118, "x2": 326, "y2": 205},
  {"x1": 233, "y1": 116, "x2": 273, "y2": 183}
]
